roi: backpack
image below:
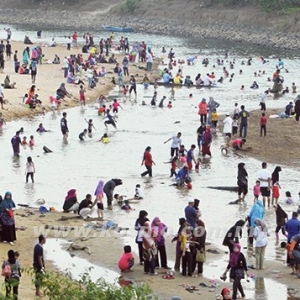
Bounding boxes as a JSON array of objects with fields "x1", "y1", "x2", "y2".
[{"x1": 2, "y1": 263, "x2": 11, "y2": 277}]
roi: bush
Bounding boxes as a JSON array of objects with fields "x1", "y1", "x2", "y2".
[{"x1": 125, "y1": 0, "x2": 141, "y2": 12}]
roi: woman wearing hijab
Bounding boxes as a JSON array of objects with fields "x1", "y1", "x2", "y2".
[
  {"x1": 134, "y1": 210, "x2": 149, "y2": 265},
  {"x1": 221, "y1": 243, "x2": 249, "y2": 300},
  {"x1": 62, "y1": 189, "x2": 79, "y2": 213},
  {"x1": 237, "y1": 163, "x2": 248, "y2": 202},
  {"x1": 271, "y1": 166, "x2": 281, "y2": 185},
  {"x1": 223, "y1": 219, "x2": 246, "y2": 253},
  {"x1": 201, "y1": 127, "x2": 212, "y2": 157},
  {"x1": 274, "y1": 204, "x2": 288, "y2": 242},
  {"x1": 0, "y1": 192, "x2": 16, "y2": 245},
  {"x1": 142, "y1": 221, "x2": 157, "y2": 275},
  {"x1": 94, "y1": 180, "x2": 104, "y2": 220},
  {"x1": 22, "y1": 47, "x2": 30, "y2": 65},
  {"x1": 248, "y1": 199, "x2": 265, "y2": 245},
  {"x1": 151, "y1": 217, "x2": 170, "y2": 269},
  {"x1": 171, "y1": 218, "x2": 186, "y2": 271},
  {"x1": 253, "y1": 219, "x2": 269, "y2": 270},
  {"x1": 191, "y1": 219, "x2": 207, "y2": 276}
]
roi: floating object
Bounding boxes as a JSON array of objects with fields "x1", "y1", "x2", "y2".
[
  {"x1": 43, "y1": 146, "x2": 53, "y2": 153},
  {"x1": 187, "y1": 183, "x2": 192, "y2": 189},
  {"x1": 103, "y1": 26, "x2": 134, "y2": 32}
]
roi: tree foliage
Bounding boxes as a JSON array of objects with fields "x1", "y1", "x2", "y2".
[{"x1": 124, "y1": 0, "x2": 142, "y2": 12}]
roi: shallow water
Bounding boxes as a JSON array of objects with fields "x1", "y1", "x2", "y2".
[
  {"x1": 0, "y1": 23, "x2": 300, "y2": 298},
  {"x1": 45, "y1": 238, "x2": 119, "y2": 283}
]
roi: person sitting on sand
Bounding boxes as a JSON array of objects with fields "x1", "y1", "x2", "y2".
[
  {"x1": 52, "y1": 54, "x2": 60, "y2": 64},
  {"x1": 231, "y1": 138, "x2": 246, "y2": 150},
  {"x1": 18, "y1": 64, "x2": 29, "y2": 75},
  {"x1": 56, "y1": 83, "x2": 70, "y2": 100},
  {"x1": 118, "y1": 245, "x2": 134, "y2": 272},
  {"x1": 24, "y1": 35, "x2": 33, "y2": 45},
  {"x1": 285, "y1": 101, "x2": 294, "y2": 116},
  {"x1": 78, "y1": 194, "x2": 96, "y2": 220},
  {"x1": 62, "y1": 189, "x2": 79, "y2": 213},
  {"x1": 109, "y1": 54, "x2": 117, "y2": 64},
  {"x1": 3, "y1": 75, "x2": 15, "y2": 89}
]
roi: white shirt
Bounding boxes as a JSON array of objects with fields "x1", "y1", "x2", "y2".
[
  {"x1": 0, "y1": 85, "x2": 3, "y2": 97},
  {"x1": 260, "y1": 93, "x2": 267, "y2": 104},
  {"x1": 171, "y1": 136, "x2": 181, "y2": 148},
  {"x1": 64, "y1": 58, "x2": 69, "y2": 68},
  {"x1": 257, "y1": 169, "x2": 271, "y2": 187},
  {"x1": 253, "y1": 226, "x2": 268, "y2": 247},
  {"x1": 203, "y1": 76, "x2": 211, "y2": 86},
  {"x1": 233, "y1": 107, "x2": 239, "y2": 115},
  {"x1": 135, "y1": 187, "x2": 144, "y2": 199},
  {"x1": 223, "y1": 116, "x2": 233, "y2": 133},
  {"x1": 146, "y1": 53, "x2": 153, "y2": 63},
  {"x1": 25, "y1": 162, "x2": 35, "y2": 173}
]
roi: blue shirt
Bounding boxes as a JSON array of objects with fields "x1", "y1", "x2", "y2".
[
  {"x1": 176, "y1": 168, "x2": 188, "y2": 180},
  {"x1": 163, "y1": 73, "x2": 170, "y2": 83},
  {"x1": 184, "y1": 206, "x2": 197, "y2": 228},
  {"x1": 285, "y1": 218, "x2": 300, "y2": 242},
  {"x1": 187, "y1": 149, "x2": 193, "y2": 163}
]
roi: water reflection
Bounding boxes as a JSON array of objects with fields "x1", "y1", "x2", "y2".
[{"x1": 255, "y1": 277, "x2": 266, "y2": 299}]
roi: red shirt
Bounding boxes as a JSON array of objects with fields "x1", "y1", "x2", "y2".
[
  {"x1": 72, "y1": 33, "x2": 77, "y2": 41},
  {"x1": 118, "y1": 253, "x2": 134, "y2": 271},
  {"x1": 260, "y1": 116, "x2": 267, "y2": 125},
  {"x1": 171, "y1": 161, "x2": 177, "y2": 170},
  {"x1": 231, "y1": 139, "x2": 242, "y2": 148},
  {"x1": 143, "y1": 151, "x2": 153, "y2": 167}
]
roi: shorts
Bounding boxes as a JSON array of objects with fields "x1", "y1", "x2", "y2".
[
  {"x1": 105, "y1": 120, "x2": 116, "y2": 127},
  {"x1": 197, "y1": 136, "x2": 202, "y2": 146},
  {"x1": 62, "y1": 130, "x2": 67, "y2": 135},
  {"x1": 238, "y1": 184, "x2": 248, "y2": 196},
  {"x1": 232, "y1": 127, "x2": 237, "y2": 135},
  {"x1": 260, "y1": 187, "x2": 270, "y2": 197},
  {"x1": 187, "y1": 161, "x2": 192, "y2": 170},
  {"x1": 80, "y1": 94, "x2": 85, "y2": 101},
  {"x1": 97, "y1": 203, "x2": 104, "y2": 210},
  {"x1": 113, "y1": 108, "x2": 118, "y2": 113},
  {"x1": 225, "y1": 132, "x2": 232, "y2": 138},
  {"x1": 0, "y1": 97, "x2": 3, "y2": 104}
]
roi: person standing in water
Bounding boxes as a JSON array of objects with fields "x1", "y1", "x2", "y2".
[
  {"x1": 60, "y1": 112, "x2": 69, "y2": 141},
  {"x1": 164, "y1": 132, "x2": 182, "y2": 158},
  {"x1": 104, "y1": 109, "x2": 117, "y2": 129},
  {"x1": 141, "y1": 146, "x2": 155, "y2": 177},
  {"x1": 25, "y1": 156, "x2": 35, "y2": 183},
  {"x1": 11, "y1": 131, "x2": 22, "y2": 156}
]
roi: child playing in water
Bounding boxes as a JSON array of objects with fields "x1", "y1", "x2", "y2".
[
  {"x1": 285, "y1": 191, "x2": 294, "y2": 204},
  {"x1": 29, "y1": 135, "x2": 34, "y2": 147},
  {"x1": 292, "y1": 82, "x2": 297, "y2": 93},
  {"x1": 104, "y1": 110, "x2": 117, "y2": 129},
  {"x1": 134, "y1": 184, "x2": 144, "y2": 199},
  {"x1": 121, "y1": 200, "x2": 134, "y2": 211},
  {"x1": 164, "y1": 156, "x2": 179, "y2": 177},
  {"x1": 211, "y1": 108, "x2": 218, "y2": 128},
  {"x1": 87, "y1": 119, "x2": 94, "y2": 134},
  {"x1": 21, "y1": 136, "x2": 27, "y2": 146},
  {"x1": 122, "y1": 85, "x2": 128, "y2": 99},
  {"x1": 79, "y1": 85, "x2": 86, "y2": 107},
  {"x1": 272, "y1": 182, "x2": 280, "y2": 205},
  {"x1": 95, "y1": 182, "x2": 104, "y2": 220},
  {"x1": 98, "y1": 105, "x2": 106, "y2": 116},
  {"x1": 99, "y1": 133, "x2": 109, "y2": 143},
  {"x1": 0, "y1": 113, "x2": 6, "y2": 128},
  {"x1": 167, "y1": 101, "x2": 172, "y2": 108},
  {"x1": 112, "y1": 99, "x2": 123, "y2": 115},
  {"x1": 118, "y1": 245, "x2": 134, "y2": 272},
  {"x1": 79, "y1": 129, "x2": 87, "y2": 141},
  {"x1": 195, "y1": 158, "x2": 201, "y2": 172},
  {"x1": 253, "y1": 180, "x2": 260, "y2": 202},
  {"x1": 25, "y1": 156, "x2": 35, "y2": 183},
  {"x1": 189, "y1": 93, "x2": 193, "y2": 99}
]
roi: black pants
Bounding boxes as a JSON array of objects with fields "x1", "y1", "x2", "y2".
[
  {"x1": 200, "y1": 114, "x2": 207, "y2": 124},
  {"x1": 260, "y1": 125, "x2": 266, "y2": 136},
  {"x1": 129, "y1": 85, "x2": 137, "y2": 95},
  {"x1": 232, "y1": 277, "x2": 245, "y2": 300},
  {"x1": 5, "y1": 277, "x2": 19, "y2": 299},
  {"x1": 275, "y1": 225, "x2": 285, "y2": 235},
  {"x1": 181, "y1": 251, "x2": 192, "y2": 276},
  {"x1": 26, "y1": 172, "x2": 34, "y2": 183},
  {"x1": 123, "y1": 67, "x2": 129, "y2": 76},
  {"x1": 171, "y1": 147, "x2": 178, "y2": 157},
  {"x1": 228, "y1": 243, "x2": 234, "y2": 253},
  {"x1": 144, "y1": 257, "x2": 156, "y2": 274},
  {"x1": 191, "y1": 251, "x2": 203, "y2": 274},
  {"x1": 174, "y1": 251, "x2": 181, "y2": 271},
  {"x1": 137, "y1": 241, "x2": 144, "y2": 263},
  {"x1": 170, "y1": 168, "x2": 177, "y2": 177},
  {"x1": 141, "y1": 166, "x2": 152, "y2": 177},
  {"x1": 67, "y1": 43, "x2": 71, "y2": 50},
  {"x1": 296, "y1": 113, "x2": 300, "y2": 121},
  {"x1": 105, "y1": 192, "x2": 113, "y2": 206},
  {"x1": 156, "y1": 245, "x2": 168, "y2": 268}
]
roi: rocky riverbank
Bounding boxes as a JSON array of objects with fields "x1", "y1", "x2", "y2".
[{"x1": 1, "y1": 3, "x2": 300, "y2": 50}]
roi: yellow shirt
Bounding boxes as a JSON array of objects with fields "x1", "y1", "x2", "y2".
[
  {"x1": 211, "y1": 112, "x2": 218, "y2": 121},
  {"x1": 174, "y1": 76, "x2": 181, "y2": 85},
  {"x1": 102, "y1": 137, "x2": 109, "y2": 143}
]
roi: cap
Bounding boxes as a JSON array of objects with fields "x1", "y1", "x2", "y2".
[
  {"x1": 188, "y1": 198, "x2": 194, "y2": 203},
  {"x1": 202, "y1": 98, "x2": 206, "y2": 101},
  {"x1": 225, "y1": 112, "x2": 230, "y2": 116}
]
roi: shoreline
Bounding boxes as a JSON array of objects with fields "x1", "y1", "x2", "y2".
[{"x1": 1, "y1": 7, "x2": 300, "y2": 50}]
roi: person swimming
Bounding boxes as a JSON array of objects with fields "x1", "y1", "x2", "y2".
[
  {"x1": 79, "y1": 129, "x2": 87, "y2": 141},
  {"x1": 36, "y1": 123, "x2": 48, "y2": 132}
]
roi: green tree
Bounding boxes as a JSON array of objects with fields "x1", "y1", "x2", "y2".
[{"x1": 125, "y1": 0, "x2": 141, "y2": 12}]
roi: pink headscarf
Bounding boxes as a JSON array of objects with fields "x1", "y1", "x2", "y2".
[
  {"x1": 229, "y1": 243, "x2": 241, "y2": 267},
  {"x1": 65, "y1": 189, "x2": 76, "y2": 201},
  {"x1": 94, "y1": 180, "x2": 104, "y2": 196},
  {"x1": 151, "y1": 217, "x2": 167, "y2": 243}
]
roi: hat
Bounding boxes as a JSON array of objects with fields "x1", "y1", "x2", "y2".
[
  {"x1": 225, "y1": 112, "x2": 230, "y2": 116},
  {"x1": 202, "y1": 98, "x2": 206, "y2": 102},
  {"x1": 188, "y1": 198, "x2": 194, "y2": 203}
]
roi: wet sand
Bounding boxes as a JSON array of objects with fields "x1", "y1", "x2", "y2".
[{"x1": 0, "y1": 41, "x2": 159, "y2": 121}]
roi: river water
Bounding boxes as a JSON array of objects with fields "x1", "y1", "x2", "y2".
[{"x1": 1, "y1": 24, "x2": 300, "y2": 299}]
